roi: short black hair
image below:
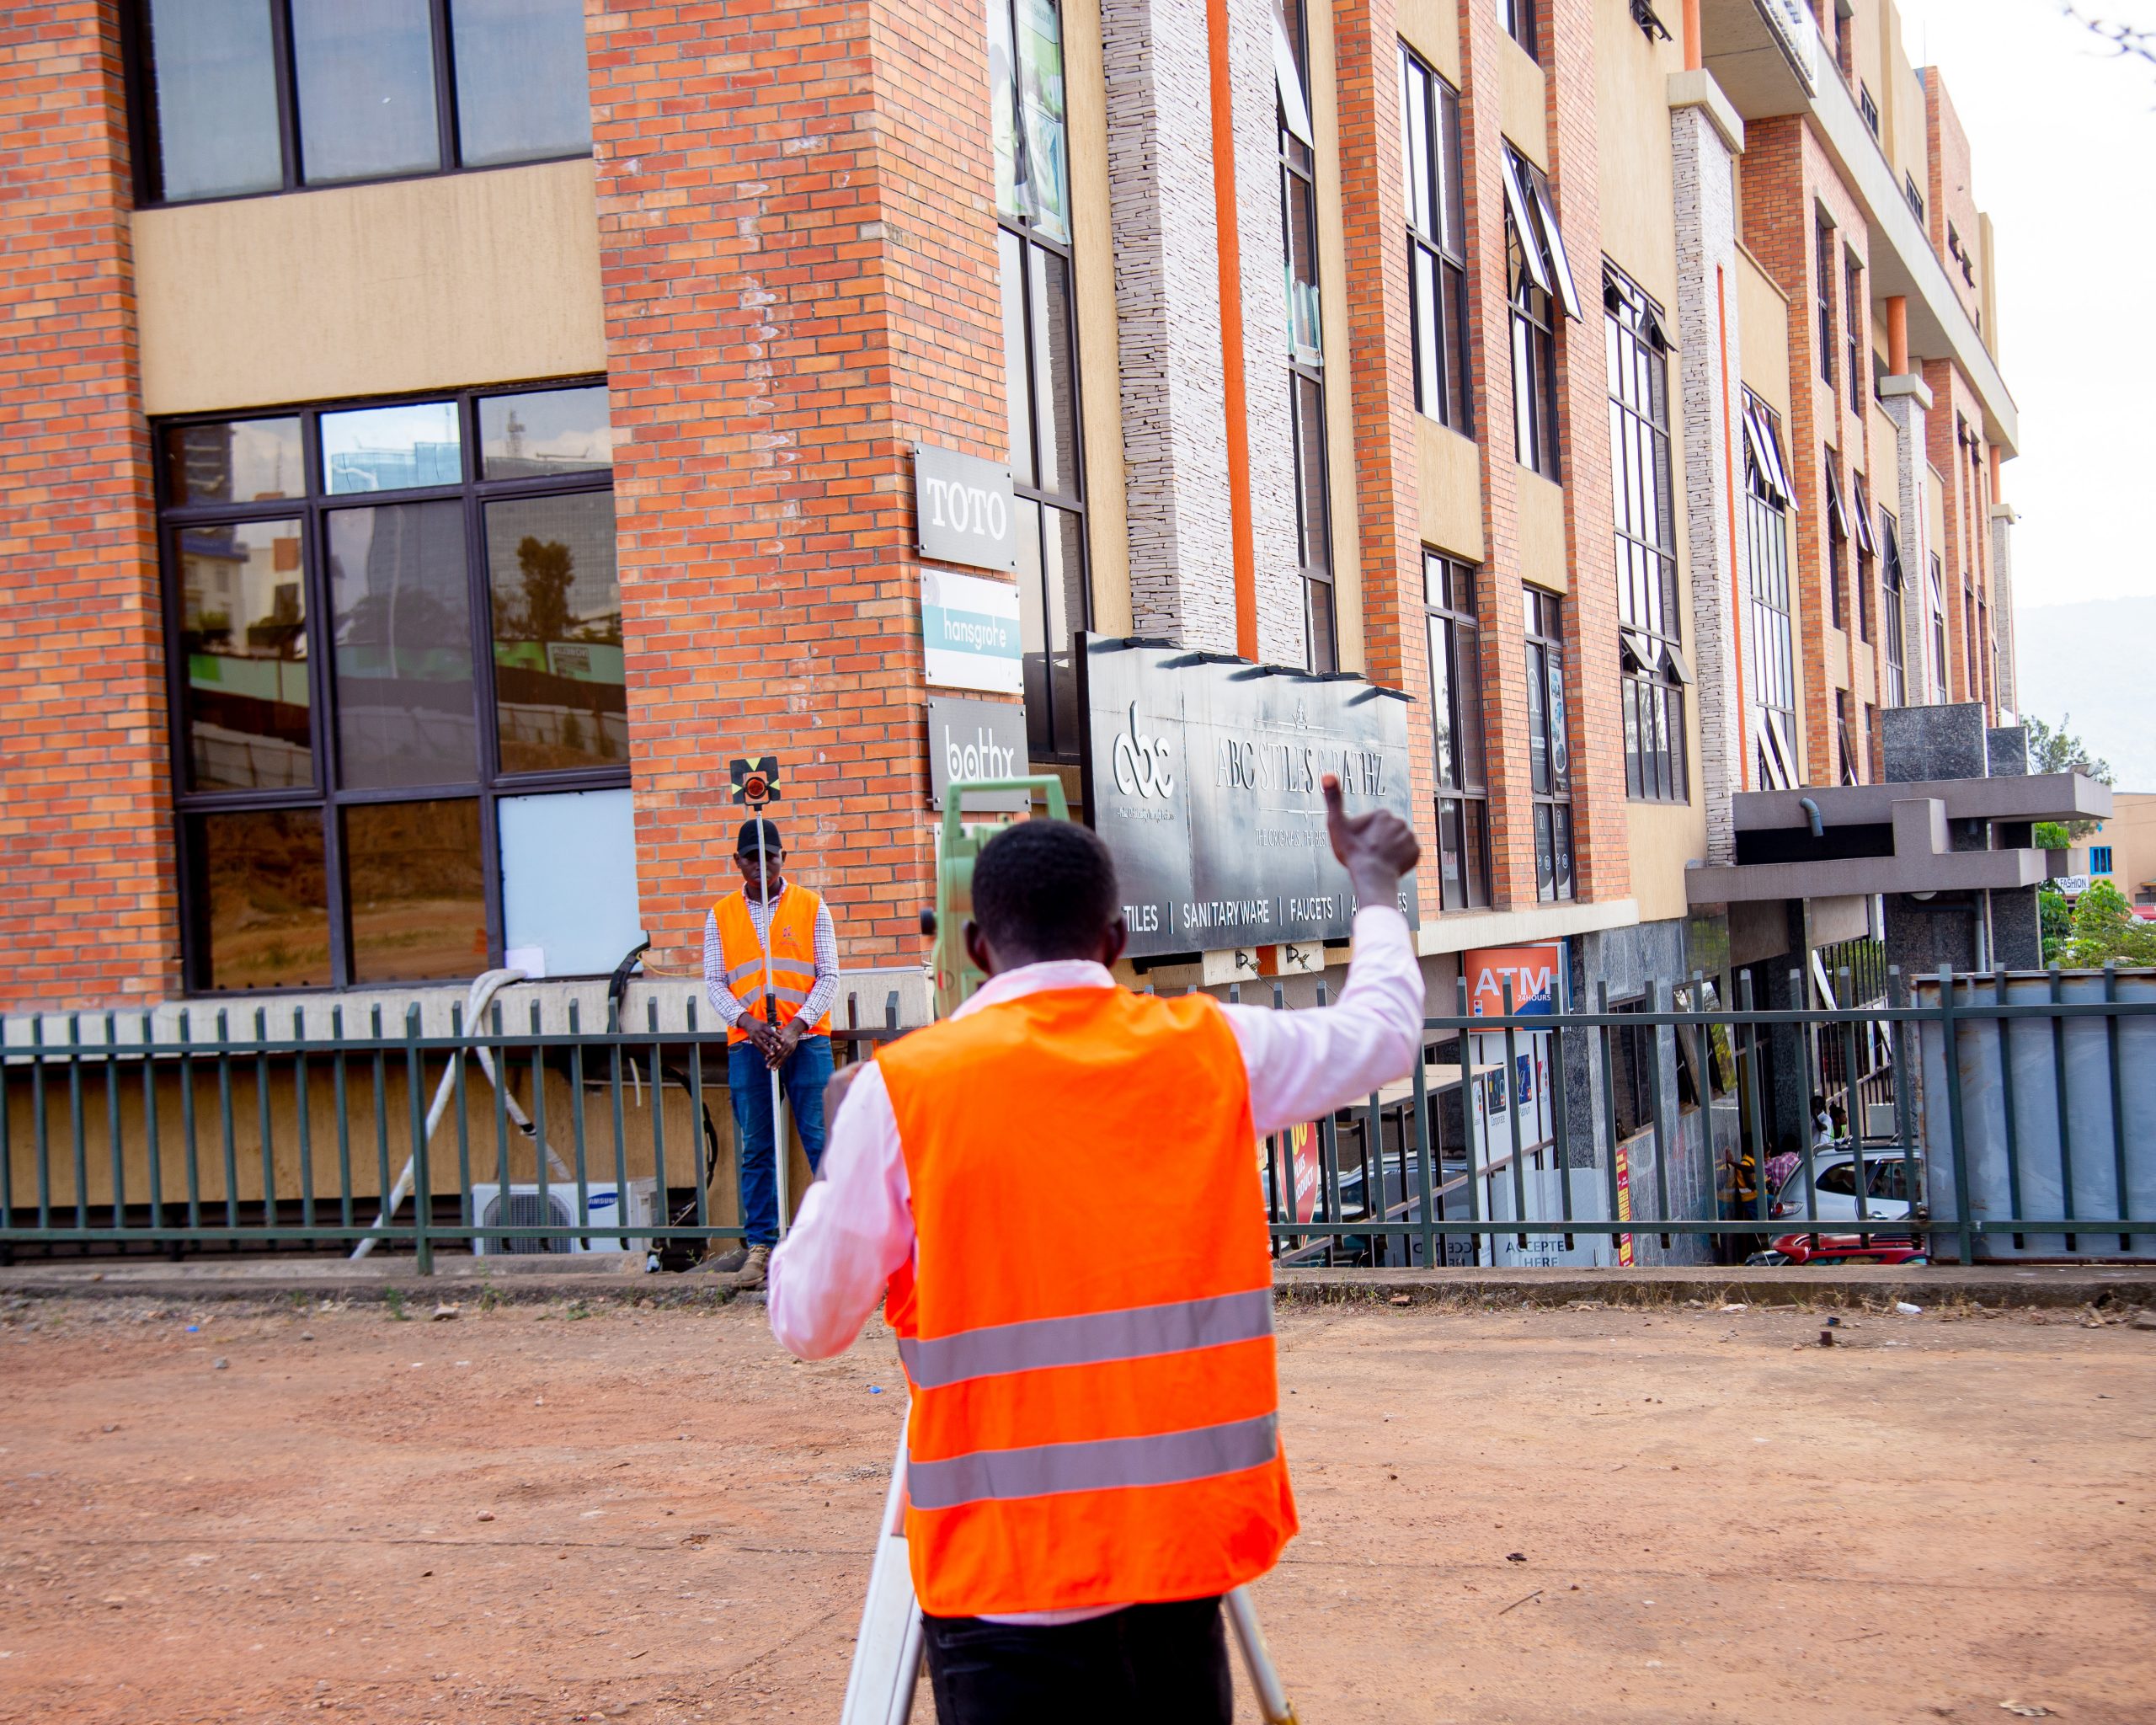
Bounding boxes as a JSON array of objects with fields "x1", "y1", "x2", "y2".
[{"x1": 970, "y1": 819, "x2": 1119, "y2": 961}]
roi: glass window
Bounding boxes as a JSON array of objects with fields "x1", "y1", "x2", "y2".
[
  {"x1": 134, "y1": 0, "x2": 596, "y2": 206},
  {"x1": 478, "y1": 387, "x2": 613, "y2": 478},
  {"x1": 1881, "y1": 510, "x2": 1907, "y2": 708},
  {"x1": 141, "y1": 0, "x2": 285, "y2": 203},
  {"x1": 1291, "y1": 372, "x2": 1335, "y2": 672},
  {"x1": 1499, "y1": 0, "x2": 1537, "y2": 58},
  {"x1": 485, "y1": 491, "x2": 623, "y2": 773},
  {"x1": 991, "y1": 0, "x2": 1088, "y2": 760},
  {"x1": 189, "y1": 808, "x2": 332, "y2": 991},
  {"x1": 1524, "y1": 587, "x2": 1572, "y2": 900},
  {"x1": 451, "y1": 0, "x2": 593, "y2": 168},
  {"x1": 159, "y1": 381, "x2": 620, "y2": 991},
  {"x1": 1816, "y1": 217, "x2": 1836, "y2": 392},
  {"x1": 290, "y1": 0, "x2": 441, "y2": 185},
  {"x1": 163, "y1": 417, "x2": 304, "y2": 508},
  {"x1": 343, "y1": 798, "x2": 487, "y2": 982},
  {"x1": 1425, "y1": 554, "x2": 1487, "y2": 911},
  {"x1": 322, "y1": 401, "x2": 462, "y2": 494},
  {"x1": 178, "y1": 518, "x2": 312, "y2": 791},
  {"x1": 498, "y1": 788, "x2": 642, "y2": 979},
  {"x1": 2092, "y1": 846, "x2": 2113, "y2": 875},
  {"x1": 1401, "y1": 45, "x2": 1470, "y2": 432},
  {"x1": 1743, "y1": 393, "x2": 1798, "y2": 790},
  {"x1": 328, "y1": 500, "x2": 477, "y2": 788},
  {"x1": 1506, "y1": 150, "x2": 1561, "y2": 480},
  {"x1": 1606, "y1": 265, "x2": 1684, "y2": 804}
]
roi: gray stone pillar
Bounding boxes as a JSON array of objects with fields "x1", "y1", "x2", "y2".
[
  {"x1": 1668, "y1": 77, "x2": 1746, "y2": 863},
  {"x1": 1990, "y1": 502, "x2": 2018, "y2": 716},
  {"x1": 1880, "y1": 374, "x2": 1935, "y2": 702}
]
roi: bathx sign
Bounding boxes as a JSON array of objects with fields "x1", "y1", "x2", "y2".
[
  {"x1": 1078, "y1": 635, "x2": 1418, "y2": 959},
  {"x1": 921, "y1": 568, "x2": 1022, "y2": 694}
]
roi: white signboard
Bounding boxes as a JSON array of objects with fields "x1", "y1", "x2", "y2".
[{"x1": 922, "y1": 568, "x2": 1022, "y2": 694}]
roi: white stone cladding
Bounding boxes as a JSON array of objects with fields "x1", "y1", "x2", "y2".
[
  {"x1": 1882, "y1": 391, "x2": 1935, "y2": 702},
  {"x1": 1102, "y1": 0, "x2": 1239, "y2": 651},
  {"x1": 1669, "y1": 100, "x2": 1746, "y2": 862},
  {"x1": 1227, "y1": 0, "x2": 1306, "y2": 667}
]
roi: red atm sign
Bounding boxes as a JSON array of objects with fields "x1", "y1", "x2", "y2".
[{"x1": 1463, "y1": 944, "x2": 1561, "y2": 1017}]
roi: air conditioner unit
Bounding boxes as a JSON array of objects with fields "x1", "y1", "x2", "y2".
[{"x1": 468, "y1": 1179, "x2": 658, "y2": 1256}]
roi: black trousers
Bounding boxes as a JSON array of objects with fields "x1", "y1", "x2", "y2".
[{"x1": 921, "y1": 1597, "x2": 1232, "y2": 1725}]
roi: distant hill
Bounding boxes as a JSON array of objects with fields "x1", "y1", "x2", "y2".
[{"x1": 2014, "y1": 598, "x2": 2156, "y2": 793}]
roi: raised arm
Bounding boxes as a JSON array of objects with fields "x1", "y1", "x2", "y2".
[{"x1": 1219, "y1": 775, "x2": 1426, "y2": 1136}]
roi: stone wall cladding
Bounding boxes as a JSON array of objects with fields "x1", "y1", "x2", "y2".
[
  {"x1": 0, "y1": 5, "x2": 171, "y2": 1009},
  {"x1": 590, "y1": 0, "x2": 1005, "y2": 974},
  {"x1": 1669, "y1": 101, "x2": 1745, "y2": 864},
  {"x1": 1921, "y1": 355, "x2": 1993, "y2": 714},
  {"x1": 1102, "y1": 0, "x2": 1238, "y2": 650},
  {"x1": 1229, "y1": 0, "x2": 1305, "y2": 667},
  {"x1": 1882, "y1": 391, "x2": 1935, "y2": 701}
]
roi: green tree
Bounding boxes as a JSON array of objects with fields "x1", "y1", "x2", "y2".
[
  {"x1": 2059, "y1": 879, "x2": 2156, "y2": 969},
  {"x1": 511, "y1": 537, "x2": 575, "y2": 644},
  {"x1": 2025, "y1": 713, "x2": 2113, "y2": 840},
  {"x1": 2039, "y1": 885, "x2": 2072, "y2": 964}
]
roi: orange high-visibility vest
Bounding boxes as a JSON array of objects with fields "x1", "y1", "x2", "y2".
[
  {"x1": 876, "y1": 985, "x2": 1295, "y2": 1618},
  {"x1": 712, "y1": 884, "x2": 832, "y2": 1048}
]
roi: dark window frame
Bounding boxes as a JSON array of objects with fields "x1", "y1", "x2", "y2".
[
  {"x1": 1903, "y1": 172, "x2": 1924, "y2": 224},
  {"x1": 1816, "y1": 216, "x2": 1838, "y2": 393},
  {"x1": 1604, "y1": 264, "x2": 1686, "y2": 804},
  {"x1": 157, "y1": 376, "x2": 623, "y2": 994},
  {"x1": 1499, "y1": 0, "x2": 1539, "y2": 59},
  {"x1": 125, "y1": 0, "x2": 595, "y2": 210},
  {"x1": 1860, "y1": 83, "x2": 1879, "y2": 136},
  {"x1": 1423, "y1": 553, "x2": 1490, "y2": 911},
  {"x1": 1280, "y1": 0, "x2": 1335, "y2": 671},
  {"x1": 1505, "y1": 147, "x2": 1564, "y2": 482},
  {"x1": 991, "y1": 0, "x2": 1092, "y2": 759},
  {"x1": 1523, "y1": 585, "x2": 1573, "y2": 902},
  {"x1": 1399, "y1": 44, "x2": 1472, "y2": 435},
  {"x1": 1742, "y1": 393, "x2": 1799, "y2": 790},
  {"x1": 1844, "y1": 251, "x2": 1864, "y2": 415},
  {"x1": 1881, "y1": 507, "x2": 1907, "y2": 708},
  {"x1": 1823, "y1": 448, "x2": 1849, "y2": 632}
]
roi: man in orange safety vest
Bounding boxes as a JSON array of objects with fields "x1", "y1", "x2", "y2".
[{"x1": 767, "y1": 775, "x2": 1423, "y2": 1722}]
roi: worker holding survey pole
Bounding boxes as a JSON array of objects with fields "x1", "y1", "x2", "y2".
[
  {"x1": 702, "y1": 814, "x2": 838, "y2": 1288},
  {"x1": 768, "y1": 775, "x2": 1422, "y2": 1723}
]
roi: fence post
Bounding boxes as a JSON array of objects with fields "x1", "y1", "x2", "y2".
[
  {"x1": 1991, "y1": 967, "x2": 2025, "y2": 1252},
  {"x1": 1888, "y1": 967, "x2": 1917, "y2": 1247},
  {"x1": 1939, "y1": 964, "x2": 1975, "y2": 1266},
  {"x1": 1739, "y1": 972, "x2": 1769, "y2": 1237},
  {"x1": 1502, "y1": 979, "x2": 1528, "y2": 1251},
  {"x1": 1841, "y1": 969, "x2": 1870, "y2": 1246},
  {"x1": 2047, "y1": 965, "x2": 2076, "y2": 1254},
  {"x1": 1645, "y1": 980, "x2": 1672, "y2": 1252},
  {"x1": 2105, "y1": 963, "x2": 2132, "y2": 1253},
  {"x1": 406, "y1": 1003, "x2": 431, "y2": 1277},
  {"x1": 1460, "y1": 975, "x2": 1484, "y2": 1266}
]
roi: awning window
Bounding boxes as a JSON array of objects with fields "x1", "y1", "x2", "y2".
[
  {"x1": 1822, "y1": 457, "x2": 1849, "y2": 539},
  {"x1": 1850, "y1": 475, "x2": 1878, "y2": 557},
  {"x1": 1499, "y1": 149, "x2": 1551, "y2": 297},
  {"x1": 1523, "y1": 157, "x2": 1583, "y2": 320},
  {"x1": 1743, "y1": 403, "x2": 1797, "y2": 510},
  {"x1": 1273, "y1": 7, "x2": 1315, "y2": 147},
  {"x1": 1881, "y1": 512, "x2": 1905, "y2": 590}
]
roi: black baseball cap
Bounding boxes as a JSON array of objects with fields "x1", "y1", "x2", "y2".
[{"x1": 735, "y1": 817, "x2": 783, "y2": 857}]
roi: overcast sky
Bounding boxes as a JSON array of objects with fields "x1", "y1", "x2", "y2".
[{"x1": 1887, "y1": 0, "x2": 2156, "y2": 607}]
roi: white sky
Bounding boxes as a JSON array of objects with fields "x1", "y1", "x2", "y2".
[{"x1": 1888, "y1": 0, "x2": 2156, "y2": 606}]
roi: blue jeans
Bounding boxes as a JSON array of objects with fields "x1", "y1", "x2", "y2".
[{"x1": 728, "y1": 1033, "x2": 832, "y2": 1247}]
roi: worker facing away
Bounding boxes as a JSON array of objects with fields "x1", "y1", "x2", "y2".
[
  {"x1": 769, "y1": 775, "x2": 1423, "y2": 1723},
  {"x1": 702, "y1": 816, "x2": 839, "y2": 1288}
]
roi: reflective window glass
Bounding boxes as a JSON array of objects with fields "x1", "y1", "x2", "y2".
[
  {"x1": 163, "y1": 418, "x2": 304, "y2": 507},
  {"x1": 485, "y1": 491, "x2": 624, "y2": 773},
  {"x1": 144, "y1": 0, "x2": 284, "y2": 202},
  {"x1": 999, "y1": 231, "x2": 1034, "y2": 487},
  {"x1": 343, "y1": 798, "x2": 487, "y2": 982},
  {"x1": 321, "y1": 400, "x2": 462, "y2": 494},
  {"x1": 328, "y1": 500, "x2": 476, "y2": 788},
  {"x1": 179, "y1": 518, "x2": 312, "y2": 790},
  {"x1": 478, "y1": 387, "x2": 613, "y2": 478},
  {"x1": 1016, "y1": 0, "x2": 1070, "y2": 243},
  {"x1": 291, "y1": 0, "x2": 441, "y2": 185},
  {"x1": 1029, "y1": 246, "x2": 1081, "y2": 497},
  {"x1": 451, "y1": 0, "x2": 593, "y2": 168},
  {"x1": 192, "y1": 809, "x2": 332, "y2": 990}
]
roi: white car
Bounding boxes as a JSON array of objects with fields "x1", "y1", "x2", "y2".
[{"x1": 1770, "y1": 1149, "x2": 1919, "y2": 1224}]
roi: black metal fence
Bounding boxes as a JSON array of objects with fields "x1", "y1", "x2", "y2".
[{"x1": 3, "y1": 966, "x2": 2153, "y2": 1269}]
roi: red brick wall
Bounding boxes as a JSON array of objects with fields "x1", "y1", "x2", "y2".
[
  {"x1": 1333, "y1": 0, "x2": 1443, "y2": 914},
  {"x1": 589, "y1": 0, "x2": 1006, "y2": 977},
  {"x1": 1924, "y1": 71, "x2": 1983, "y2": 334},
  {"x1": 0, "y1": 5, "x2": 170, "y2": 1010}
]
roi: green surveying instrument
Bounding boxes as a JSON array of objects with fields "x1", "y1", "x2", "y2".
[
  {"x1": 919, "y1": 775, "x2": 1070, "y2": 1020},
  {"x1": 842, "y1": 774, "x2": 1301, "y2": 1725}
]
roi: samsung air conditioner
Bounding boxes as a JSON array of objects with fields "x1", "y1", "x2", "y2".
[{"x1": 468, "y1": 1179, "x2": 658, "y2": 1256}]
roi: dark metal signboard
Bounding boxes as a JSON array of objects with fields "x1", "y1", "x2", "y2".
[
  {"x1": 1077, "y1": 635, "x2": 1419, "y2": 959},
  {"x1": 912, "y1": 443, "x2": 1018, "y2": 573}
]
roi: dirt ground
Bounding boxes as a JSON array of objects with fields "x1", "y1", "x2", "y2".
[{"x1": 1, "y1": 1292, "x2": 2150, "y2": 1725}]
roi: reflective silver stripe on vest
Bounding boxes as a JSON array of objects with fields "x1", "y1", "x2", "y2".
[
  {"x1": 896, "y1": 1288, "x2": 1273, "y2": 1391},
  {"x1": 726, "y1": 960, "x2": 815, "y2": 988},
  {"x1": 907, "y1": 1413, "x2": 1278, "y2": 1512}
]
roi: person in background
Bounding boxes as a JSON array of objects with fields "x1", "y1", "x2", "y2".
[
  {"x1": 767, "y1": 777, "x2": 1422, "y2": 1723},
  {"x1": 702, "y1": 816, "x2": 838, "y2": 1288}
]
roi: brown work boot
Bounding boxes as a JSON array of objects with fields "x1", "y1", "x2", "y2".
[
  {"x1": 698, "y1": 1245, "x2": 750, "y2": 1274},
  {"x1": 728, "y1": 1244, "x2": 771, "y2": 1290}
]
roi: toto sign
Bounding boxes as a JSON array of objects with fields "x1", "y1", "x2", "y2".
[
  {"x1": 912, "y1": 443, "x2": 1017, "y2": 573},
  {"x1": 1077, "y1": 636, "x2": 1418, "y2": 959}
]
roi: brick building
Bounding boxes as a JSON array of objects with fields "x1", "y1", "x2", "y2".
[{"x1": 0, "y1": 0, "x2": 2024, "y2": 1258}]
